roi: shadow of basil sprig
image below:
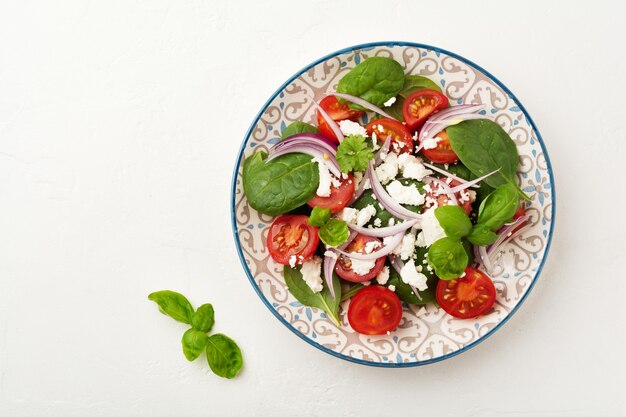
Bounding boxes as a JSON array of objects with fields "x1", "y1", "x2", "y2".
[{"x1": 148, "y1": 290, "x2": 243, "y2": 379}]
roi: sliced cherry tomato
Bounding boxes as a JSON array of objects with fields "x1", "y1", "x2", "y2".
[
  {"x1": 402, "y1": 89, "x2": 449, "y2": 131},
  {"x1": 421, "y1": 130, "x2": 459, "y2": 164},
  {"x1": 266, "y1": 215, "x2": 319, "y2": 265},
  {"x1": 423, "y1": 177, "x2": 473, "y2": 215},
  {"x1": 365, "y1": 118, "x2": 413, "y2": 154},
  {"x1": 334, "y1": 234, "x2": 386, "y2": 282},
  {"x1": 307, "y1": 173, "x2": 355, "y2": 213},
  {"x1": 436, "y1": 267, "x2": 496, "y2": 319},
  {"x1": 316, "y1": 95, "x2": 364, "y2": 143},
  {"x1": 511, "y1": 205, "x2": 527, "y2": 234},
  {"x1": 348, "y1": 286, "x2": 403, "y2": 335}
]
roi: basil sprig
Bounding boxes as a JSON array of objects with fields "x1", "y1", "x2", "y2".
[
  {"x1": 148, "y1": 291, "x2": 243, "y2": 379},
  {"x1": 309, "y1": 206, "x2": 349, "y2": 247}
]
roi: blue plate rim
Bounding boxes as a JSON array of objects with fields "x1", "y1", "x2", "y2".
[{"x1": 230, "y1": 41, "x2": 556, "y2": 368}]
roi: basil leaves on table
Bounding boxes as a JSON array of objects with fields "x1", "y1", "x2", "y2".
[
  {"x1": 281, "y1": 121, "x2": 319, "y2": 140},
  {"x1": 283, "y1": 265, "x2": 342, "y2": 327},
  {"x1": 148, "y1": 291, "x2": 243, "y2": 379},
  {"x1": 242, "y1": 151, "x2": 319, "y2": 216},
  {"x1": 337, "y1": 56, "x2": 405, "y2": 109},
  {"x1": 447, "y1": 119, "x2": 530, "y2": 200}
]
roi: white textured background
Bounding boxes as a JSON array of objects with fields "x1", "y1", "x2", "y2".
[{"x1": 1, "y1": 1, "x2": 625, "y2": 416}]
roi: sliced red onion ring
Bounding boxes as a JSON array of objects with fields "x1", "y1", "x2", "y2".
[
  {"x1": 267, "y1": 145, "x2": 341, "y2": 177},
  {"x1": 273, "y1": 133, "x2": 337, "y2": 154},
  {"x1": 488, "y1": 215, "x2": 529, "y2": 253},
  {"x1": 347, "y1": 170, "x2": 369, "y2": 206},
  {"x1": 426, "y1": 104, "x2": 484, "y2": 122},
  {"x1": 309, "y1": 96, "x2": 344, "y2": 142},
  {"x1": 373, "y1": 134, "x2": 392, "y2": 166},
  {"x1": 347, "y1": 219, "x2": 418, "y2": 238},
  {"x1": 425, "y1": 176, "x2": 459, "y2": 206},
  {"x1": 333, "y1": 93, "x2": 398, "y2": 121},
  {"x1": 437, "y1": 169, "x2": 500, "y2": 194},
  {"x1": 388, "y1": 255, "x2": 422, "y2": 300},
  {"x1": 478, "y1": 245, "x2": 493, "y2": 274},
  {"x1": 418, "y1": 104, "x2": 486, "y2": 143},
  {"x1": 323, "y1": 232, "x2": 358, "y2": 299},
  {"x1": 368, "y1": 161, "x2": 422, "y2": 221},
  {"x1": 422, "y1": 163, "x2": 478, "y2": 188},
  {"x1": 335, "y1": 232, "x2": 403, "y2": 261},
  {"x1": 487, "y1": 221, "x2": 531, "y2": 264}
]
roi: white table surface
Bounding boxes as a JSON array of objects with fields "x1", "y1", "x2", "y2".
[{"x1": 2, "y1": 1, "x2": 625, "y2": 416}]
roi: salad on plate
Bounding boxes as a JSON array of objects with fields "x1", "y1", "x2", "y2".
[{"x1": 241, "y1": 56, "x2": 531, "y2": 336}]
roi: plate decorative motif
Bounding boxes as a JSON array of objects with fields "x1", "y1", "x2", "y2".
[{"x1": 231, "y1": 42, "x2": 555, "y2": 366}]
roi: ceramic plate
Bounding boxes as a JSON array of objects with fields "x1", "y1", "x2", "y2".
[{"x1": 231, "y1": 42, "x2": 555, "y2": 367}]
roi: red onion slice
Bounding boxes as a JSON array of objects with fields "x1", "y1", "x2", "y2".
[
  {"x1": 418, "y1": 104, "x2": 486, "y2": 143},
  {"x1": 309, "y1": 96, "x2": 344, "y2": 142},
  {"x1": 347, "y1": 219, "x2": 418, "y2": 238},
  {"x1": 273, "y1": 134, "x2": 337, "y2": 154},
  {"x1": 478, "y1": 245, "x2": 493, "y2": 274},
  {"x1": 335, "y1": 232, "x2": 403, "y2": 261},
  {"x1": 347, "y1": 170, "x2": 369, "y2": 206},
  {"x1": 323, "y1": 232, "x2": 358, "y2": 299},
  {"x1": 267, "y1": 145, "x2": 341, "y2": 177},
  {"x1": 425, "y1": 176, "x2": 459, "y2": 206},
  {"x1": 438, "y1": 169, "x2": 500, "y2": 194},
  {"x1": 422, "y1": 163, "x2": 478, "y2": 188},
  {"x1": 373, "y1": 134, "x2": 392, "y2": 166},
  {"x1": 333, "y1": 93, "x2": 398, "y2": 121},
  {"x1": 368, "y1": 161, "x2": 422, "y2": 221}
]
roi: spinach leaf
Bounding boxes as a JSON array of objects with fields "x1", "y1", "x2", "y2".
[
  {"x1": 191, "y1": 304, "x2": 215, "y2": 333},
  {"x1": 283, "y1": 265, "x2": 341, "y2": 327},
  {"x1": 398, "y1": 74, "x2": 441, "y2": 98},
  {"x1": 446, "y1": 119, "x2": 529, "y2": 200},
  {"x1": 206, "y1": 334, "x2": 243, "y2": 379},
  {"x1": 467, "y1": 224, "x2": 498, "y2": 246},
  {"x1": 434, "y1": 205, "x2": 472, "y2": 239},
  {"x1": 477, "y1": 184, "x2": 519, "y2": 231},
  {"x1": 337, "y1": 57, "x2": 405, "y2": 109},
  {"x1": 308, "y1": 206, "x2": 330, "y2": 227},
  {"x1": 427, "y1": 237, "x2": 468, "y2": 280},
  {"x1": 182, "y1": 328, "x2": 209, "y2": 361},
  {"x1": 148, "y1": 291, "x2": 194, "y2": 324},
  {"x1": 318, "y1": 219, "x2": 349, "y2": 246},
  {"x1": 387, "y1": 251, "x2": 437, "y2": 305},
  {"x1": 336, "y1": 135, "x2": 374, "y2": 172},
  {"x1": 242, "y1": 151, "x2": 319, "y2": 216},
  {"x1": 281, "y1": 121, "x2": 319, "y2": 140}
]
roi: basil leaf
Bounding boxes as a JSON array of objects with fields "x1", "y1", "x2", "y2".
[
  {"x1": 427, "y1": 237, "x2": 468, "y2": 280},
  {"x1": 434, "y1": 205, "x2": 472, "y2": 239},
  {"x1": 318, "y1": 219, "x2": 349, "y2": 246},
  {"x1": 283, "y1": 265, "x2": 342, "y2": 327},
  {"x1": 242, "y1": 151, "x2": 319, "y2": 216},
  {"x1": 148, "y1": 290, "x2": 194, "y2": 324},
  {"x1": 181, "y1": 328, "x2": 209, "y2": 361},
  {"x1": 337, "y1": 57, "x2": 405, "y2": 109},
  {"x1": 191, "y1": 304, "x2": 215, "y2": 333},
  {"x1": 467, "y1": 224, "x2": 498, "y2": 246},
  {"x1": 477, "y1": 184, "x2": 520, "y2": 231},
  {"x1": 308, "y1": 206, "x2": 330, "y2": 227},
  {"x1": 447, "y1": 119, "x2": 529, "y2": 200},
  {"x1": 281, "y1": 121, "x2": 319, "y2": 140},
  {"x1": 398, "y1": 75, "x2": 441, "y2": 98},
  {"x1": 336, "y1": 135, "x2": 374, "y2": 173},
  {"x1": 205, "y1": 334, "x2": 243, "y2": 379}
]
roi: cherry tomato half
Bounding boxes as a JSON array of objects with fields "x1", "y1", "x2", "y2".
[
  {"x1": 334, "y1": 234, "x2": 386, "y2": 282},
  {"x1": 421, "y1": 130, "x2": 459, "y2": 164},
  {"x1": 266, "y1": 215, "x2": 319, "y2": 265},
  {"x1": 436, "y1": 267, "x2": 496, "y2": 319},
  {"x1": 402, "y1": 89, "x2": 449, "y2": 131},
  {"x1": 348, "y1": 286, "x2": 403, "y2": 335},
  {"x1": 307, "y1": 173, "x2": 355, "y2": 213},
  {"x1": 511, "y1": 205, "x2": 527, "y2": 234},
  {"x1": 316, "y1": 95, "x2": 364, "y2": 143},
  {"x1": 423, "y1": 177, "x2": 473, "y2": 216},
  {"x1": 365, "y1": 118, "x2": 413, "y2": 154}
]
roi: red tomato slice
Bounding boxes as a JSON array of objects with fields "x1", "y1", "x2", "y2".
[
  {"x1": 421, "y1": 130, "x2": 459, "y2": 164},
  {"x1": 511, "y1": 205, "x2": 527, "y2": 234},
  {"x1": 423, "y1": 177, "x2": 473, "y2": 215},
  {"x1": 348, "y1": 286, "x2": 403, "y2": 335},
  {"x1": 266, "y1": 215, "x2": 319, "y2": 265},
  {"x1": 334, "y1": 234, "x2": 386, "y2": 282},
  {"x1": 402, "y1": 89, "x2": 449, "y2": 131},
  {"x1": 365, "y1": 118, "x2": 413, "y2": 154},
  {"x1": 307, "y1": 173, "x2": 355, "y2": 213},
  {"x1": 316, "y1": 95, "x2": 364, "y2": 143},
  {"x1": 436, "y1": 267, "x2": 496, "y2": 319}
]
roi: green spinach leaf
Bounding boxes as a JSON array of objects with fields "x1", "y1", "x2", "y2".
[
  {"x1": 467, "y1": 224, "x2": 498, "y2": 246},
  {"x1": 337, "y1": 57, "x2": 405, "y2": 109},
  {"x1": 318, "y1": 219, "x2": 349, "y2": 246},
  {"x1": 336, "y1": 135, "x2": 374, "y2": 173},
  {"x1": 281, "y1": 121, "x2": 319, "y2": 140},
  {"x1": 308, "y1": 206, "x2": 330, "y2": 227},
  {"x1": 148, "y1": 291, "x2": 194, "y2": 324},
  {"x1": 283, "y1": 265, "x2": 342, "y2": 327},
  {"x1": 399, "y1": 74, "x2": 441, "y2": 98},
  {"x1": 182, "y1": 328, "x2": 209, "y2": 361},
  {"x1": 242, "y1": 151, "x2": 319, "y2": 216},
  {"x1": 387, "y1": 253, "x2": 437, "y2": 305},
  {"x1": 477, "y1": 184, "x2": 519, "y2": 231},
  {"x1": 427, "y1": 237, "x2": 468, "y2": 280},
  {"x1": 191, "y1": 304, "x2": 215, "y2": 333},
  {"x1": 446, "y1": 119, "x2": 529, "y2": 200},
  {"x1": 206, "y1": 334, "x2": 243, "y2": 379},
  {"x1": 434, "y1": 205, "x2": 472, "y2": 239}
]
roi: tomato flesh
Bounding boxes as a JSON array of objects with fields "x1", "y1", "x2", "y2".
[
  {"x1": 421, "y1": 130, "x2": 459, "y2": 164},
  {"x1": 334, "y1": 234, "x2": 386, "y2": 282},
  {"x1": 436, "y1": 267, "x2": 496, "y2": 319},
  {"x1": 423, "y1": 177, "x2": 473, "y2": 215},
  {"x1": 402, "y1": 89, "x2": 449, "y2": 131},
  {"x1": 365, "y1": 118, "x2": 413, "y2": 154},
  {"x1": 316, "y1": 95, "x2": 364, "y2": 143},
  {"x1": 307, "y1": 173, "x2": 355, "y2": 213},
  {"x1": 267, "y1": 215, "x2": 319, "y2": 265},
  {"x1": 348, "y1": 286, "x2": 403, "y2": 335}
]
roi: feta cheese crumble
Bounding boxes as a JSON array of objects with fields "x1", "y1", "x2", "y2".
[
  {"x1": 375, "y1": 152, "x2": 399, "y2": 184},
  {"x1": 388, "y1": 284, "x2": 396, "y2": 292},
  {"x1": 313, "y1": 156, "x2": 332, "y2": 197},
  {"x1": 376, "y1": 266, "x2": 390, "y2": 285},
  {"x1": 383, "y1": 97, "x2": 397, "y2": 107},
  {"x1": 422, "y1": 137, "x2": 439, "y2": 150},
  {"x1": 338, "y1": 119, "x2": 367, "y2": 137},
  {"x1": 393, "y1": 232, "x2": 416, "y2": 261},
  {"x1": 300, "y1": 256, "x2": 323, "y2": 293},
  {"x1": 400, "y1": 259, "x2": 428, "y2": 291},
  {"x1": 415, "y1": 207, "x2": 446, "y2": 247},
  {"x1": 349, "y1": 258, "x2": 376, "y2": 276},
  {"x1": 356, "y1": 204, "x2": 377, "y2": 226},
  {"x1": 397, "y1": 153, "x2": 432, "y2": 181},
  {"x1": 386, "y1": 180, "x2": 425, "y2": 205},
  {"x1": 338, "y1": 207, "x2": 359, "y2": 225}
]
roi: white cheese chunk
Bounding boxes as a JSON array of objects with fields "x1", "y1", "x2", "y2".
[
  {"x1": 375, "y1": 152, "x2": 399, "y2": 184},
  {"x1": 422, "y1": 137, "x2": 439, "y2": 150},
  {"x1": 376, "y1": 266, "x2": 390, "y2": 285},
  {"x1": 300, "y1": 256, "x2": 323, "y2": 293},
  {"x1": 397, "y1": 153, "x2": 432, "y2": 181},
  {"x1": 400, "y1": 259, "x2": 428, "y2": 291},
  {"x1": 356, "y1": 205, "x2": 377, "y2": 227},
  {"x1": 349, "y1": 258, "x2": 376, "y2": 276},
  {"x1": 383, "y1": 97, "x2": 397, "y2": 107},
  {"x1": 338, "y1": 207, "x2": 359, "y2": 225},
  {"x1": 313, "y1": 156, "x2": 332, "y2": 197},
  {"x1": 415, "y1": 207, "x2": 446, "y2": 247},
  {"x1": 386, "y1": 180, "x2": 425, "y2": 205},
  {"x1": 338, "y1": 119, "x2": 367, "y2": 137}
]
